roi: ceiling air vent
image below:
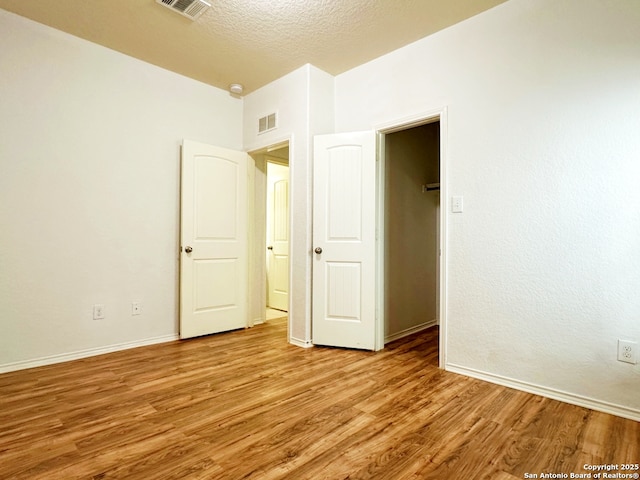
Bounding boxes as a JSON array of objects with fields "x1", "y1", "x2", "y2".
[
  {"x1": 156, "y1": 0, "x2": 211, "y2": 20},
  {"x1": 258, "y1": 113, "x2": 277, "y2": 134}
]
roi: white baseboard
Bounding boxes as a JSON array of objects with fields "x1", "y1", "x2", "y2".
[
  {"x1": 446, "y1": 363, "x2": 640, "y2": 422},
  {"x1": 290, "y1": 336, "x2": 313, "y2": 348},
  {"x1": 385, "y1": 319, "x2": 438, "y2": 344},
  {"x1": 0, "y1": 334, "x2": 179, "y2": 374}
]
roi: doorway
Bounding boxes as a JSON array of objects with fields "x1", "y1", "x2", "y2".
[
  {"x1": 265, "y1": 154, "x2": 289, "y2": 315},
  {"x1": 248, "y1": 142, "x2": 291, "y2": 328},
  {"x1": 378, "y1": 117, "x2": 443, "y2": 359},
  {"x1": 310, "y1": 120, "x2": 445, "y2": 357}
]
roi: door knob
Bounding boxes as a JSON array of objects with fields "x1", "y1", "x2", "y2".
[
  {"x1": 267, "y1": 246, "x2": 273, "y2": 250},
  {"x1": 314, "y1": 247, "x2": 323, "y2": 254},
  {"x1": 185, "y1": 246, "x2": 193, "y2": 254}
]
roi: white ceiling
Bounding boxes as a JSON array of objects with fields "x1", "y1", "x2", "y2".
[{"x1": 0, "y1": 0, "x2": 508, "y2": 94}]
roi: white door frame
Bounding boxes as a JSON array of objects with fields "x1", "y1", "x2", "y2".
[
  {"x1": 375, "y1": 107, "x2": 448, "y2": 368},
  {"x1": 247, "y1": 136, "x2": 293, "y2": 336}
]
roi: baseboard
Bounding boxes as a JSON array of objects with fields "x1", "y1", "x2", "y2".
[
  {"x1": 446, "y1": 363, "x2": 640, "y2": 422},
  {"x1": 0, "y1": 334, "x2": 179, "y2": 374},
  {"x1": 385, "y1": 319, "x2": 437, "y2": 344},
  {"x1": 290, "y1": 336, "x2": 313, "y2": 348}
]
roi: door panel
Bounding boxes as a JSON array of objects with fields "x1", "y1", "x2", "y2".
[
  {"x1": 326, "y1": 262, "x2": 361, "y2": 319},
  {"x1": 327, "y1": 147, "x2": 363, "y2": 241},
  {"x1": 180, "y1": 140, "x2": 248, "y2": 339},
  {"x1": 312, "y1": 131, "x2": 376, "y2": 350},
  {"x1": 195, "y1": 157, "x2": 238, "y2": 238},
  {"x1": 194, "y1": 259, "x2": 238, "y2": 311}
]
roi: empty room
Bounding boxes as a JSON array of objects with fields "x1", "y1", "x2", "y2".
[{"x1": 1, "y1": 0, "x2": 638, "y2": 478}]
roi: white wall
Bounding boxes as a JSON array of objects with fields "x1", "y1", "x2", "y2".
[
  {"x1": 336, "y1": 0, "x2": 640, "y2": 418},
  {"x1": 244, "y1": 64, "x2": 334, "y2": 345},
  {"x1": 0, "y1": 10, "x2": 242, "y2": 371}
]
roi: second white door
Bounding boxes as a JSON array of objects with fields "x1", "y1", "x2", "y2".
[
  {"x1": 312, "y1": 131, "x2": 377, "y2": 350},
  {"x1": 266, "y1": 162, "x2": 289, "y2": 311}
]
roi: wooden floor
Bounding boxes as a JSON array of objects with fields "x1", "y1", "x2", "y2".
[{"x1": 1, "y1": 318, "x2": 638, "y2": 480}]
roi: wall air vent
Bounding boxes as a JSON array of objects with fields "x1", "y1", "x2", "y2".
[
  {"x1": 258, "y1": 113, "x2": 277, "y2": 134},
  {"x1": 156, "y1": 0, "x2": 211, "y2": 20}
]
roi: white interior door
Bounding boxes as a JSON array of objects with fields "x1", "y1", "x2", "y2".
[
  {"x1": 312, "y1": 131, "x2": 377, "y2": 350},
  {"x1": 180, "y1": 139, "x2": 248, "y2": 339},
  {"x1": 266, "y1": 162, "x2": 289, "y2": 311}
]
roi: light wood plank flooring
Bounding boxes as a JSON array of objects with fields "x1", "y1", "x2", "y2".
[{"x1": 1, "y1": 317, "x2": 638, "y2": 479}]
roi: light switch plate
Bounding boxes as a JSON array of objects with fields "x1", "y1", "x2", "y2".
[{"x1": 452, "y1": 196, "x2": 463, "y2": 213}]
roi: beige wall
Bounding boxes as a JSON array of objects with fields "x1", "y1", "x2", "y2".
[
  {"x1": 385, "y1": 123, "x2": 440, "y2": 340},
  {"x1": 336, "y1": 0, "x2": 640, "y2": 418},
  {"x1": 0, "y1": 9, "x2": 242, "y2": 371}
]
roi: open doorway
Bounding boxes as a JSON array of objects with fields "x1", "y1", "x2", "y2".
[
  {"x1": 379, "y1": 119, "x2": 442, "y2": 356},
  {"x1": 248, "y1": 142, "x2": 291, "y2": 329},
  {"x1": 265, "y1": 152, "x2": 289, "y2": 318}
]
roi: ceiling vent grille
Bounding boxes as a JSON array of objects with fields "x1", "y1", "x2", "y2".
[
  {"x1": 156, "y1": 0, "x2": 211, "y2": 20},
  {"x1": 258, "y1": 113, "x2": 277, "y2": 134}
]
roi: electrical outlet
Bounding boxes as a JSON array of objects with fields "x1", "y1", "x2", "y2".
[
  {"x1": 617, "y1": 339, "x2": 637, "y2": 365},
  {"x1": 93, "y1": 304, "x2": 105, "y2": 320},
  {"x1": 131, "y1": 302, "x2": 142, "y2": 316}
]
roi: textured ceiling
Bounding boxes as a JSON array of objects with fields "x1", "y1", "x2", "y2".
[{"x1": 0, "y1": 0, "x2": 508, "y2": 94}]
